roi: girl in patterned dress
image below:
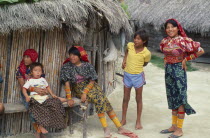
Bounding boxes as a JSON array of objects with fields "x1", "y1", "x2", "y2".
[
  {"x1": 159, "y1": 19, "x2": 205, "y2": 138},
  {"x1": 60, "y1": 46, "x2": 138, "y2": 138}
]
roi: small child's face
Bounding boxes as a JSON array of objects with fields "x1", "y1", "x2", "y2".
[
  {"x1": 134, "y1": 35, "x2": 145, "y2": 47},
  {"x1": 69, "y1": 54, "x2": 81, "y2": 64},
  {"x1": 23, "y1": 55, "x2": 33, "y2": 66},
  {"x1": 31, "y1": 66, "x2": 42, "y2": 79}
]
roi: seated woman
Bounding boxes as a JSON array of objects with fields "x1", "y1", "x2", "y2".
[
  {"x1": 16, "y1": 49, "x2": 65, "y2": 138},
  {"x1": 60, "y1": 46, "x2": 138, "y2": 138}
]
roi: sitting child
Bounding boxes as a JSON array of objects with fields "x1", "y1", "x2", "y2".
[{"x1": 22, "y1": 62, "x2": 66, "y2": 134}]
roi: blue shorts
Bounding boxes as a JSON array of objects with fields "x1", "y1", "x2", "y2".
[{"x1": 123, "y1": 71, "x2": 146, "y2": 89}]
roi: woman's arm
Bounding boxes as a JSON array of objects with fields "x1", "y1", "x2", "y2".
[
  {"x1": 22, "y1": 88, "x2": 30, "y2": 102},
  {"x1": 81, "y1": 80, "x2": 95, "y2": 102},
  {"x1": 65, "y1": 81, "x2": 74, "y2": 107}
]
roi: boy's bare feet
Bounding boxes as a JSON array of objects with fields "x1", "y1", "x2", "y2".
[
  {"x1": 104, "y1": 127, "x2": 112, "y2": 138},
  {"x1": 39, "y1": 126, "x2": 48, "y2": 134},
  {"x1": 120, "y1": 120, "x2": 126, "y2": 126},
  {"x1": 135, "y1": 121, "x2": 143, "y2": 130}
]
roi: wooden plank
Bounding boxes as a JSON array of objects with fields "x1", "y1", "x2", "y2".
[{"x1": 3, "y1": 97, "x2": 82, "y2": 114}]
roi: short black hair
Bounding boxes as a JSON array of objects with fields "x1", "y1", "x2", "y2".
[
  {"x1": 164, "y1": 19, "x2": 178, "y2": 28},
  {"x1": 30, "y1": 62, "x2": 44, "y2": 73},
  {"x1": 164, "y1": 19, "x2": 180, "y2": 35},
  {"x1": 68, "y1": 46, "x2": 81, "y2": 58},
  {"x1": 134, "y1": 29, "x2": 149, "y2": 46}
]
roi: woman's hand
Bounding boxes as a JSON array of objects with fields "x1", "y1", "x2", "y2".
[
  {"x1": 67, "y1": 99, "x2": 75, "y2": 107},
  {"x1": 34, "y1": 87, "x2": 48, "y2": 96},
  {"x1": 81, "y1": 93, "x2": 87, "y2": 102},
  {"x1": 26, "y1": 96, "x2": 31, "y2": 102},
  {"x1": 122, "y1": 61, "x2": 126, "y2": 69},
  {"x1": 182, "y1": 59, "x2": 187, "y2": 71}
]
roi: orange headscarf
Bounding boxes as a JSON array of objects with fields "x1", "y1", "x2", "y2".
[{"x1": 63, "y1": 46, "x2": 89, "y2": 64}]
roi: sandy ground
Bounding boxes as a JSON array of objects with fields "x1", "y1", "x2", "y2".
[{"x1": 6, "y1": 57, "x2": 210, "y2": 138}]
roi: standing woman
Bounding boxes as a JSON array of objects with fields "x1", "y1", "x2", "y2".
[
  {"x1": 16, "y1": 49, "x2": 48, "y2": 138},
  {"x1": 159, "y1": 19, "x2": 205, "y2": 138}
]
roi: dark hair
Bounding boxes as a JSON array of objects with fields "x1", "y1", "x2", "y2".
[
  {"x1": 30, "y1": 62, "x2": 44, "y2": 73},
  {"x1": 68, "y1": 46, "x2": 81, "y2": 58},
  {"x1": 134, "y1": 29, "x2": 149, "y2": 46},
  {"x1": 164, "y1": 19, "x2": 180, "y2": 34}
]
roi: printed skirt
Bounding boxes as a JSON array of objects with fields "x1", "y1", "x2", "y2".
[
  {"x1": 29, "y1": 98, "x2": 66, "y2": 129},
  {"x1": 165, "y1": 62, "x2": 196, "y2": 115},
  {"x1": 72, "y1": 81, "x2": 113, "y2": 114}
]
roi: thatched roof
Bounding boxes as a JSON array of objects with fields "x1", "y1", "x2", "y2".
[
  {"x1": 125, "y1": 0, "x2": 210, "y2": 35},
  {"x1": 0, "y1": 0, "x2": 132, "y2": 35}
]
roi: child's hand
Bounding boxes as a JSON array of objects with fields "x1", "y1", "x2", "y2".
[
  {"x1": 26, "y1": 96, "x2": 31, "y2": 102},
  {"x1": 67, "y1": 99, "x2": 75, "y2": 107},
  {"x1": 81, "y1": 93, "x2": 87, "y2": 102},
  {"x1": 52, "y1": 94, "x2": 58, "y2": 98},
  {"x1": 122, "y1": 61, "x2": 126, "y2": 69}
]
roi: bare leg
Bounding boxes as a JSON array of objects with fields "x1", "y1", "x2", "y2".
[
  {"x1": 121, "y1": 86, "x2": 132, "y2": 126},
  {"x1": 170, "y1": 105, "x2": 184, "y2": 137},
  {"x1": 135, "y1": 86, "x2": 143, "y2": 129}
]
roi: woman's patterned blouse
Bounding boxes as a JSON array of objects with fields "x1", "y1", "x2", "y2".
[
  {"x1": 60, "y1": 62, "x2": 98, "y2": 83},
  {"x1": 160, "y1": 36, "x2": 201, "y2": 63}
]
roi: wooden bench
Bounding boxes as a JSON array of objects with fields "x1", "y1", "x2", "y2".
[{"x1": 1, "y1": 98, "x2": 88, "y2": 138}]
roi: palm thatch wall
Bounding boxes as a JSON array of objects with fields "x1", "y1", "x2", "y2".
[
  {"x1": 125, "y1": 0, "x2": 210, "y2": 59},
  {"x1": 125, "y1": 0, "x2": 210, "y2": 35},
  {"x1": 0, "y1": 0, "x2": 132, "y2": 135}
]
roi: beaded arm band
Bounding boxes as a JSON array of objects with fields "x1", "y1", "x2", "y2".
[
  {"x1": 83, "y1": 83, "x2": 94, "y2": 94},
  {"x1": 185, "y1": 53, "x2": 197, "y2": 61},
  {"x1": 65, "y1": 86, "x2": 72, "y2": 100}
]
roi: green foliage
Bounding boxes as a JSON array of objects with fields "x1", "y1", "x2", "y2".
[
  {"x1": 120, "y1": 2, "x2": 130, "y2": 18},
  {"x1": 150, "y1": 55, "x2": 198, "y2": 72}
]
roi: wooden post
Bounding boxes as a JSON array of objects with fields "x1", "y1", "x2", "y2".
[{"x1": 3, "y1": 32, "x2": 13, "y2": 103}]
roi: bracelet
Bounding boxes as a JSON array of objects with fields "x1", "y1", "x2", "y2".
[{"x1": 30, "y1": 87, "x2": 35, "y2": 92}]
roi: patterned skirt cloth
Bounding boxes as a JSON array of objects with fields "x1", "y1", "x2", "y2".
[
  {"x1": 165, "y1": 62, "x2": 196, "y2": 115},
  {"x1": 29, "y1": 98, "x2": 66, "y2": 129},
  {"x1": 72, "y1": 81, "x2": 113, "y2": 114}
]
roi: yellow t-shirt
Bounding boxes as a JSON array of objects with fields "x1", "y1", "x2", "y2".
[{"x1": 124, "y1": 42, "x2": 151, "y2": 74}]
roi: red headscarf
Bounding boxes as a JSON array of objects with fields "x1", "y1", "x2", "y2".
[
  {"x1": 19, "y1": 49, "x2": 38, "y2": 79},
  {"x1": 166, "y1": 18, "x2": 187, "y2": 37},
  {"x1": 63, "y1": 46, "x2": 89, "y2": 64}
]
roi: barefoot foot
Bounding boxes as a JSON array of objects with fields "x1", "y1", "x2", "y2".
[
  {"x1": 135, "y1": 122, "x2": 143, "y2": 130},
  {"x1": 104, "y1": 127, "x2": 112, "y2": 138}
]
